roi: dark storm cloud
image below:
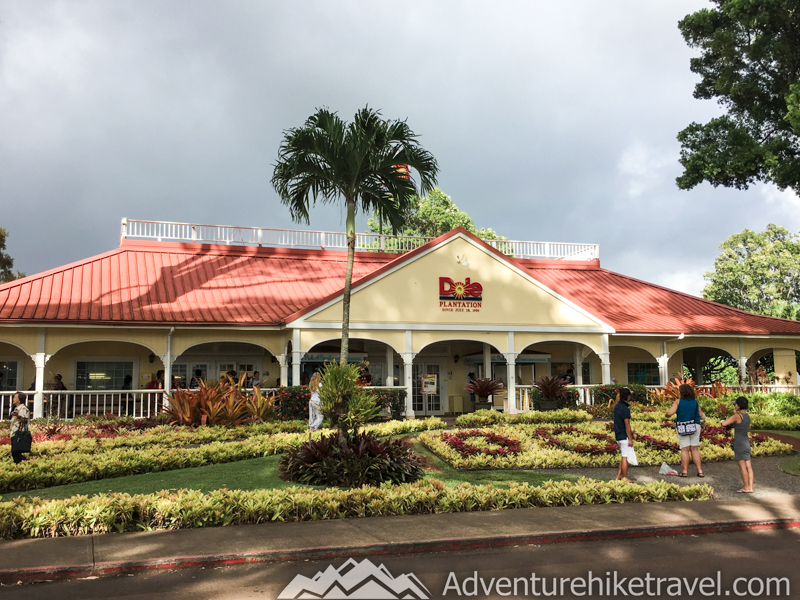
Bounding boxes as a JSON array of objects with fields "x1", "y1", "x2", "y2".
[{"x1": 0, "y1": 1, "x2": 793, "y2": 296}]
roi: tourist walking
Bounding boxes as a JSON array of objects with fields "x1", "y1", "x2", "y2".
[
  {"x1": 666, "y1": 383, "x2": 706, "y2": 477},
  {"x1": 613, "y1": 387, "x2": 635, "y2": 481},
  {"x1": 722, "y1": 396, "x2": 753, "y2": 493},
  {"x1": 10, "y1": 392, "x2": 31, "y2": 464}
]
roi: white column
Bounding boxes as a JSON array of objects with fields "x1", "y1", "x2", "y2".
[
  {"x1": 657, "y1": 341, "x2": 668, "y2": 387},
  {"x1": 31, "y1": 352, "x2": 50, "y2": 419},
  {"x1": 738, "y1": 339, "x2": 748, "y2": 385},
  {"x1": 292, "y1": 329, "x2": 302, "y2": 386},
  {"x1": 600, "y1": 334, "x2": 611, "y2": 384},
  {"x1": 278, "y1": 354, "x2": 288, "y2": 387},
  {"x1": 573, "y1": 344, "x2": 583, "y2": 385},
  {"x1": 404, "y1": 330, "x2": 415, "y2": 418},
  {"x1": 483, "y1": 342, "x2": 492, "y2": 380},
  {"x1": 404, "y1": 354, "x2": 415, "y2": 419},
  {"x1": 694, "y1": 355, "x2": 704, "y2": 385},
  {"x1": 386, "y1": 345, "x2": 394, "y2": 387},
  {"x1": 162, "y1": 327, "x2": 175, "y2": 409},
  {"x1": 505, "y1": 353, "x2": 517, "y2": 414}
]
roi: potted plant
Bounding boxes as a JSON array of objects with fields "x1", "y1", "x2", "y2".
[
  {"x1": 465, "y1": 377, "x2": 504, "y2": 410},
  {"x1": 532, "y1": 376, "x2": 568, "y2": 411}
]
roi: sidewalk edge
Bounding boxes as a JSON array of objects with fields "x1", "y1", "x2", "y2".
[{"x1": 3, "y1": 517, "x2": 799, "y2": 584}]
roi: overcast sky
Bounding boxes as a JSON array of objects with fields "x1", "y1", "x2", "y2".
[{"x1": 1, "y1": 1, "x2": 795, "y2": 297}]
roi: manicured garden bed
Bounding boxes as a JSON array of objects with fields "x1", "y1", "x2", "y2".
[{"x1": 420, "y1": 421, "x2": 794, "y2": 469}]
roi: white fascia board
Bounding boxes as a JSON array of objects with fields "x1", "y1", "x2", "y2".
[
  {"x1": 290, "y1": 321, "x2": 612, "y2": 333},
  {"x1": 287, "y1": 231, "x2": 615, "y2": 332}
]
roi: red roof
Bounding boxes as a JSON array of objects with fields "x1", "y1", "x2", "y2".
[
  {"x1": 0, "y1": 240, "x2": 397, "y2": 326},
  {"x1": 524, "y1": 262, "x2": 800, "y2": 335},
  {"x1": 2, "y1": 229, "x2": 800, "y2": 336}
]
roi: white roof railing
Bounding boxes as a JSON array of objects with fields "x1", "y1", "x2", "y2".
[{"x1": 120, "y1": 218, "x2": 599, "y2": 261}]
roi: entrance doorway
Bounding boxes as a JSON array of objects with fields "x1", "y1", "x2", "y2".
[{"x1": 412, "y1": 362, "x2": 444, "y2": 416}]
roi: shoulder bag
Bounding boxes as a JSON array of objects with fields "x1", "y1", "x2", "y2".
[
  {"x1": 11, "y1": 418, "x2": 32, "y2": 454},
  {"x1": 675, "y1": 401, "x2": 700, "y2": 436}
]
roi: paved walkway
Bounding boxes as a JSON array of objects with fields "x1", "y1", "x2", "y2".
[{"x1": 1, "y1": 491, "x2": 798, "y2": 584}]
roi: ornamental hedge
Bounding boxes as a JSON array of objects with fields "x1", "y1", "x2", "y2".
[
  {"x1": 455, "y1": 408, "x2": 592, "y2": 428},
  {"x1": 0, "y1": 478, "x2": 714, "y2": 539},
  {"x1": 589, "y1": 383, "x2": 649, "y2": 405}
]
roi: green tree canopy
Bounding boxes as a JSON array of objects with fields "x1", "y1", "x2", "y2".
[
  {"x1": 676, "y1": 1, "x2": 800, "y2": 192},
  {"x1": 703, "y1": 224, "x2": 800, "y2": 319},
  {"x1": 367, "y1": 188, "x2": 506, "y2": 241},
  {"x1": 0, "y1": 227, "x2": 24, "y2": 284},
  {"x1": 272, "y1": 107, "x2": 438, "y2": 362}
]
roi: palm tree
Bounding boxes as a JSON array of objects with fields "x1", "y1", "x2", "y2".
[{"x1": 272, "y1": 107, "x2": 438, "y2": 363}]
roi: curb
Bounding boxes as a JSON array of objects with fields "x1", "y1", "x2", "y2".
[{"x1": 3, "y1": 517, "x2": 799, "y2": 584}]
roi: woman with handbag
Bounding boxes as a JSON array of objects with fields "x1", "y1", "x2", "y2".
[
  {"x1": 10, "y1": 392, "x2": 31, "y2": 464},
  {"x1": 666, "y1": 383, "x2": 706, "y2": 477}
]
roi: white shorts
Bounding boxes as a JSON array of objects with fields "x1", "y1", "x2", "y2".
[
  {"x1": 678, "y1": 430, "x2": 701, "y2": 448},
  {"x1": 618, "y1": 438, "x2": 635, "y2": 459}
]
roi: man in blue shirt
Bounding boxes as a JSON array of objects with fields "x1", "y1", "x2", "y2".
[{"x1": 613, "y1": 387, "x2": 635, "y2": 481}]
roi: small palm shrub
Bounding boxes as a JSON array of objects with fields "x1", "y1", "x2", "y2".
[
  {"x1": 465, "y1": 378, "x2": 504, "y2": 400},
  {"x1": 317, "y1": 362, "x2": 382, "y2": 438},
  {"x1": 278, "y1": 431, "x2": 422, "y2": 487},
  {"x1": 532, "y1": 376, "x2": 568, "y2": 400}
]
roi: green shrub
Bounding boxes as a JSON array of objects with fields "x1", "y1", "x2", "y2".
[
  {"x1": 455, "y1": 408, "x2": 592, "y2": 428},
  {"x1": 717, "y1": 392, "x2": 800, "y2": 417},
  {"x1": 275, "y1": 386, "x2": 311, "y2": 421},
  {"x1": 529, "y1": 387, "x2": 580, "y2": 410},
  {"x1": 590, "y1": 383, "x2": 649, "y2": 405},
  {"x1": 366, "y1": 388, "x2": 407, "y2": 420},
  {"x1": 0, "y1": 478, "x2": 714, "y2": 539},
  {"x1": 278, "y1": 431, "x2": 422, "y2": 487},
  {"x1": 749, "y1": 414, "x2": 800, "y2": 430}
]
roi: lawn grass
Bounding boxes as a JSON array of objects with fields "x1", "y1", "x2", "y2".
[
  {"x1": 412, "y1": 441, "x2": 589, "y2": 487},
  {"x1": 3, "y1": 438, "x2": 588, "y2": 502},
  {"x1": 757, "y1": 429, "x2": 800, "y2": 438},
  {"x1": 3, "y1": 455, "x2": 316, "y2": 502},
  {"x1": 781, "y1": 453, "x2": 800, "y2": 476}
]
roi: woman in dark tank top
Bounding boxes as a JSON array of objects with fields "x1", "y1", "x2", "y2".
[{"x1": 721, "y1": 396, "x2": 753, "y2": 493}]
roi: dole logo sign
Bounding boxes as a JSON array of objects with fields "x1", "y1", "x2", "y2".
[{"x1": 439, "y1": 277, "x2": 482, "y2": 313}]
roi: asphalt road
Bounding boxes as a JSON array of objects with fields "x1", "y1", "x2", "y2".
[{"x1": 3, "y1": 527, "x2": 798, "y2": 600}]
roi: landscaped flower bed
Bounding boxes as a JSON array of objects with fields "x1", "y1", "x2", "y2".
[
  {"x1": 0, "y1": 478, "x2": 714, "y2": 539},
  {"x1": 0, "y1": 418, "x2": 446, "y2": 494},
  {"x1": 455, "y1": 408, "x2": 592, "y2": 428},
  {"x1": 440, "y1": 430, "x2": 522, "y2": 457},
  {"x1": 419, "y1": 421, "x2": 793, "y2": 469}
]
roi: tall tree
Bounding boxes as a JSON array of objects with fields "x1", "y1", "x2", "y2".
[
  {"x1": 272, "y1": 107, "x2": 438, "y2": 363},
  {"x1": 676, "y1": 1, "x2": 800, "y2": 192},
  {"x1": 0, "y1": 227, "x2": 24, "y2": 284},
  {"x1": 703, "y1": 224, "x2": 800, "y2": 318},
  {"x1": 367, "y1": 188, "x2": 507, "y2": 241}
]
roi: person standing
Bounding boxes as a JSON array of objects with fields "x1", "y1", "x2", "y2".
[
  {"x1": 10, "y1": 392, "x2": 31, "y2": 464},
  {"x1": 308, "y1": 372, "x2": 324, "y2": 434},
  {"x1": 666, "y1": 383, "x2": 705, "y2": 477},
  {"x1": 251, "y1": 371, "x2": 262, "y2": 387},
  {"x1": 613, "y1": 387, "x2": 635, "y2": 481},
  {"x1": 189, "y1": 369, "x2": 204, "y2": 388},
  {"x1": 467, "y1": 372, "x2": 477, "y2": 408},
  {"x1": 722, "y1": 396, "x2": 753, "y2": 493}
]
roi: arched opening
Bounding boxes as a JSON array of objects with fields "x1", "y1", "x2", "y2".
[
  {"x1": 678, "y1": 346, "x2": 738, "y2": 385},
  {"x1": 303, "y1": 338, "x2": 399, "y2": 387},
  {"x1": 519, "y1": 340, "x2": 599, "y2": 408},
  {"x1": 176, "y1": 341, "x2": 277, "y2": 388},
  {"x1": 609, "y1": 344, "x2": 662, "y2": 386}
]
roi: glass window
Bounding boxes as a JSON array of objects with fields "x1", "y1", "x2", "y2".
[
  {"x1": 0, "y1": 361, "x2": 18, "y2": 391},
  {"x1": 172, "y1": 364, "x2": 188, "y2": 388},
  {"x1": 627, "y1": 363, "x2": 660, "y2": 385},
  {"x1": 76, "y1": 361, "x2": 133, "y2": 390}
]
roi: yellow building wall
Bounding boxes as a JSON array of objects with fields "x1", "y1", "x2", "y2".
[
  {"x1": 515, "y1": 333, "x2": 605, "y2": 355},
  {"x1": 0, "y1": 327, "x2": 39, "y2": 355},
  {"x1": 306, "y1": 237, "x2": 602, "y2": 328},
  {"x1": 299, "y1": 329, "x2": 406, "y2": 354},
  {"x1": 610, "y1": 337, "x2": 662, "y2": 359},
  {"x1": 44, "y1": 328, "x2": 167, "y2": 356},
  {"x1": 172, "y1": 330, "x2": 283, "y2": 358},
  {"x1": 412, "y1": 331, "x2": 507, "y2": 354},
  {"x1": 610, "y1": 346, "x2": 659, "y2": 384},
  {"x1": 773, "y1": 349, "x2": 798, "y2": 385},
  {"x1": 668, "y1": 350, "x2": 684, "y2": 381}
]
